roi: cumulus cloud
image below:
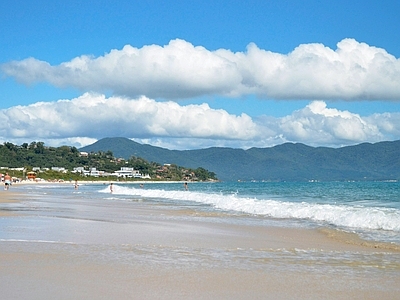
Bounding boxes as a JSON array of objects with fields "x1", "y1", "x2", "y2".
[
  {"x1": 0, "y1": 93, "x2": 398, "y2": 149},
  {"x1": 273, "y1": 101, "x2": 383, "y2": 145},
  {"x1": 0, "y1": 93, "x2": 260, "y2": 147},
  {"x1": 365, "y1": 112, "x2": 400, "y2": 139},
  {"x1": 2, "y1": 39, "x2": 400, "y2": 100}
]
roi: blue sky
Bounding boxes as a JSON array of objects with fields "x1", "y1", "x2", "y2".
[{"x1": 0, "y1": 0, "x2": 399, "y2": 149}]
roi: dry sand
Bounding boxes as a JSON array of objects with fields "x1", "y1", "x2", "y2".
[{"x1": 0, "y1": 187, "x2": 399, "y2": 299}]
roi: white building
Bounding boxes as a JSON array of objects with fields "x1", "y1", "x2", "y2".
[
  {"x1": 89, "y1": 168, "x2": 101, "y2": 177},
  {"x1": 114, "y1": 167, "x2": 142, "y2": 178},
  {"x1": 51, "y1": 167, "x2": 67, "y2": 173},
  {"x1": 72, "y1": 167, "x2": 85, "y2": 173}
]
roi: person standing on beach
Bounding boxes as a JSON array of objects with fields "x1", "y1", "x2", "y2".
[{"x1": 4, "y1": 173, "x2": 11, "y2": 190}]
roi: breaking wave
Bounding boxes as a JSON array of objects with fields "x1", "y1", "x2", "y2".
[{"x1": 99, "y1": 184, "x2": 400, "y2": 232}]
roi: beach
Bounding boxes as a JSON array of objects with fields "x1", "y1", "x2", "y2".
[{"x1": 0, "y1": 182, "x2": 399, "y2": 299}]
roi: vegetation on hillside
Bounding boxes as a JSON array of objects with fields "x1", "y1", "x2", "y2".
[
  {"x1": 0, "y1": 142, "x2": 218, "y2": 182},
  {"x1": 81, "y1": 137, "x2": 400, "y2": 181}
]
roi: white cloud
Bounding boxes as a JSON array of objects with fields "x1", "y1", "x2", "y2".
[
  {"x1": 365, "y1": 112, "x2": 400, "y2": 139},
  {"x1": 0, "y1": 93, "x2": 398, "y2": 150},
  {"x1": 274, "y1": 101, "x2": 383, "y2": 145},
  {"x1": 0, "y1": 93, "x2": 260, "y2": 147},
  {"x1": 2, "y1": 39, "x2": 400, "y2": 100}
]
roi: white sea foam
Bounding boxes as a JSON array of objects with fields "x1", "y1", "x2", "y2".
[{"x1": 99, "y1": 185, "x2": 400, "y2": 232}]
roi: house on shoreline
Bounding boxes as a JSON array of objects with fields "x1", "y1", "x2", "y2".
[{"x1": 71, "y1": 166, "x2": 151, "y2": 179}]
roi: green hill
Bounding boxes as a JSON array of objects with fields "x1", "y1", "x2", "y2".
[{"x1": 79, "y1": 138, "x2": 400, "y2": 181}]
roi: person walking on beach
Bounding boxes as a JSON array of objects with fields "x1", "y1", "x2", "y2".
[{"x1": 4, "y1": 173, "x2": 11, "y2": 190}]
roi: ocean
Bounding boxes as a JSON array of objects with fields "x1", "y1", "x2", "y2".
[
  {"x1": 1, "y1": 180, "x2": 399, "y2": 283},
  {"x1": 5, "y1": 180, "x2": 399, "y2": 244},
  {"x1": 101, "y1": 180, "x2": 400, "y2": 244}
]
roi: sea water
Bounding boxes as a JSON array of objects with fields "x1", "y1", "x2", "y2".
[
  {"x1": 9, "y1": 180, "x2": 400, "y2": 244},
  {"x1": 94, "y1": 180, "x2": 400, "y2": 244},
  {"x1": 1, "y1": 180, "x2": 399, "y2": 278}
]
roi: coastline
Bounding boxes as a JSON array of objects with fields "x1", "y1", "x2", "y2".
[
  {"x1": 12, "y1": 179, "x2": 196, "y2": 185},
  {"x1": 0, "y1": 185, "x2": 399, "y2": 299}
]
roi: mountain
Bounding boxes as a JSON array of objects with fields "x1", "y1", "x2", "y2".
[{"x1": 79, "y1": 137, "x2": 400, "y2": 181}]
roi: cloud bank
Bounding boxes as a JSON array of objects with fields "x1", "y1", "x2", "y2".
[
  {"x1": 0, "y1": 93, "x2": 398, "y2": 149},
  {"x1": 2, "y1": 39, "x2": 400, "y2": 100}
]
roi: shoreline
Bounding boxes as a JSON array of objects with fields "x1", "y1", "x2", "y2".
[
  {"x1": 10, "y1": 179, "x2": 201, "y2": 185},
  {"x1": 1, "y1": 185, "x2": 399, "y2": 299},
  {"x1": 1, "y1": 184, "x2": 399, "y2": 252}
]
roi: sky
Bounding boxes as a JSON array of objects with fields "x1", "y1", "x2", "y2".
[{"x1": 1, "y1": 0, "x2": 399, "y2": 150}]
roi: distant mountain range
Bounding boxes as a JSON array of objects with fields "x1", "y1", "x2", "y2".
[{"x1": 79, "y1": 137, "x2": 400, "y2": 181}]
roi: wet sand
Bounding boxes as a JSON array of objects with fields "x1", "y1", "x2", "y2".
[
  {"x1": 2, "y1": 249, "x2": 398, "y2": 300},
  {"x1": 0, "y1": 191, "x2": 20, "y2": 216},
  {"x1": 0, "y1": 188, "x2": 399, "y2": 299}
]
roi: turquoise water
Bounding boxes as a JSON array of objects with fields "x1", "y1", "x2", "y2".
[{"x1": 11, "y1": 180, "x2": 399, "y2": 244}]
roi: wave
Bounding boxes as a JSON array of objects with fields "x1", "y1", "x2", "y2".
[{"x1": 99, "y1": 185, "x2": 400, "y2": 232}]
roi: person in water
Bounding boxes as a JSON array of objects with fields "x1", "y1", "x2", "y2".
[
  {"x1": 109, "y1": 183, "x2": 113, "y2": 193},
  {"x1": 183, "y1": 182, "x2": 188, "y2": 191}
]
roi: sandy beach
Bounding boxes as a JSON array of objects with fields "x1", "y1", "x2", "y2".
[
  {"x1": 0, "y1": 191, "x2": 20, "y2": 217},
  {"x1": 0, "y1": 184, "x2": 399, "y2": 299}
]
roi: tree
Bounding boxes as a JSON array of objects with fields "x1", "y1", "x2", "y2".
[{"x1": 0, "y1": 141, "x2": 219, "y2": 181}]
